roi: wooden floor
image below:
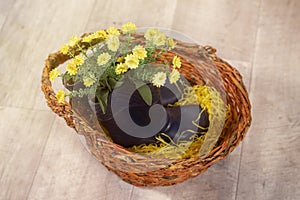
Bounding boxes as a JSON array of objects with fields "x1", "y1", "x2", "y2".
[{"x1": 0, "y1": 0, "x2": 299, "y2": 199}]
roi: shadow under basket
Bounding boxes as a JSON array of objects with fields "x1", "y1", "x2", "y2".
[{"x1": 41, "y1": 36, "x2": 251, "y2": 187}]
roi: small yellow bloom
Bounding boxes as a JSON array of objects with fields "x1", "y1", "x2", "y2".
[
  {"x1": 56, "y1": 90, "x2": 65, "y2": 104},
  {"x1": 144, "y1": 28, "x2": 166, "y2": 46},
  {"x1": 66, "y1": 60, "x2": 77, "y2": 75},
  {"x1": 116, "y1": 56, "x2": 125, "y2": 63},
  {"x1": 60, "y1": 44, "x2": 69, "y2": 54},
  {"x1": 49, "y1": 68, "x2": 60, "y2": 81},
  {"x1": 74, "y1": 55, "x2": 84, "y2": 66},
  {"x1": 125, "y1": 54, "x2": 139, "y2": 69},
  {"x1": 106, "y1": 35, "x2": 120, "y2": 52},
  {"x1": 152, "y1": 72, "x2": 167, "y2": 88},
  {"x1": 68, "y1": 35, "x2": 80, "y2": 47},
  {"x1": 95, "y1": 30, "x2": 108, "y2": 39},
  {"x1": 82, "y1": 34, "x2": 94, "y2": 43},
  {"x1": 167, "y1": 37, "x2": 176, "y2": 49},
  {"x1": 153, "y1": 32, "x2": 166, "y2": 46},
  {"x1": 106, "y1": 26, "x2": 120, "y2": 36},
  {"x1": 169, "y1": 69, "x2": 180, "y2": 84},
  {"x1": 91, "y1": 33, "x2": 100, "y2": 40},
  {"x1": 172, "y1": 56, "x2": 181, "y2": 69},
  {"x1": 83, "y1": 74, "x2": 96, "y2": 87},
  {"x1": 97, "y1": 52, "x2": 111, "y2": 66},
  {"x1": 132, "y1": 45, "x2": 147, "y2": 60},
  {"x1": 122, "y1": 22, "x2": 137, "y2": 34},
  {"x1": 144, "y1": 28, "x2": 159, "y2": 41},
  {"x1": 115, "y1": 63, "x2": 129, "y2": 75}
]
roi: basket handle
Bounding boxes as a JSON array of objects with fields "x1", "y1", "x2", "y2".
[{"x1": 41, "y1": 52, "x2": 76, "y2": 129}]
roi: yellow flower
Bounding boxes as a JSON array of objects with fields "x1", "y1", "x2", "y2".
[
  {"x1": 66, "y1": 60, "x2": 77, "y2": 75},
  {"x1": 82, "y1": 34, "x2": 94, "y2": 43},
  {"x1": 172, "y1": 56, "x2": 181, "y2": 68},
  {"x1": 144, "y1": 28, "x2": 159, "y2": 41},
  {"x1": 68, "y1": 35, "x2": 80, "y2": 47},
  {"x1": 122, "y1": 22, "x2": 137, "y2": 34},
  {"x1": 125, "y1": 54, "x2": 139, "y2": 69},
  {"x1": 56, "y1": 90, "x2": 65, "y2": 104},
  {"x1": 117, "y1": 56, "x2": 125, "y2": 63},
  {"x1": 83, "y1": 74, "x2": 96, "y2": 87},
  {"x1": 169, "y1": 69, "x2": 180, "y2": 84},
  {"x1": 115, "y1": 63, "x2": 129, "y2": 75},
  {"x1": 106, "y1": 26, "x2": 120, "y2": 36},
  {"x1": 60, "y1": 44, "x2": 69, "y2": 54},
  {"x1": 49, "y1": 68, "x2": 59, "y2": 81},
  {"x1": 153, "y1": 32, "x2": 166, "y2": 46},
  {"x1": 144, "y1": 28, "x2": 166, "y2": 46},
  {"x1": 95, "y1": 30, "x2": 108, "y2": 39},
  {"x1": 74, "y1": 55, "x2": 84, "y2": 66},
  {"x1": 106, "y1": 35, "x2": 119, "y2": 52},
  {"x1": 152, "y1": 72, "x2": 167, "y2": 88},
  {"x1": 97, "y1": 52, "x2": 111, "y2": 66},
  {"x1": 132, "y1": 45, "x2": 147, "y2": 60},
  {"x1": 167, "y1": 37, "x2": 176, "y2": 49}
]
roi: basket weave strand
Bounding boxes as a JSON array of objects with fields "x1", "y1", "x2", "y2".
[{"x1": 41, "y1": 34, "x2": 251, "y2": 186}]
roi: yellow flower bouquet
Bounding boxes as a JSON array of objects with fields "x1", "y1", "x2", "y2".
[
  {"x1": 42, "y1": 22, "x2": 251, "y2": 186},
  {"x1": 52, "y1": 24, "x2": 180, "y2": 105}
]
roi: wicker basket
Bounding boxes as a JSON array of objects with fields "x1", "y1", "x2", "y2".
[{"x1": 41, "y1": 33, "x2": 251, "y2": 186}]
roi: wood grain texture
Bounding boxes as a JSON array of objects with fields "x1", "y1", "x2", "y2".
[
  {"x1": 236, "y1": 0, "x2": 300, "y2": 199},
  {"x1": 0, "y1": 0, "x2": 14, "y2": 30},
  {"x1": 27, "y1": 117, "x2": 133, "y2": 200},
  {"x1": 246, "y1": 0, "x2": 300, "y2": 129},
  {"x1": 131, "y1": 145, "x2": 242, "y2": 200},
  {"x1": 171, "y1": 0, "x2": 260, "y2": 62},
  {"x1": 0, "y1": 0, "x2": 95, "y2": 110},
  {"x1": 0, "y1": 107, "x2": 54, "y2": 200},
  {"x1": 85, "y1": 0, "x2": 177, "y2": 31}
]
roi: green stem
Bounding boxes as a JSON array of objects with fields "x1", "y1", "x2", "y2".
[
  {"x1": 76, "y1": 43, "x2": 88, "y2": 58},
  {"x1": 125, "y1": 33, "x2": 131, "y2": 52},
  {"x1": 68, "y1": 51, "x2": 75, "y2": 58}
]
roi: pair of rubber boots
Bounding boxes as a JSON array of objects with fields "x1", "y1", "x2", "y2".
[{"x1": 91, "y1": 77, "x2": 209, "y2": 148}]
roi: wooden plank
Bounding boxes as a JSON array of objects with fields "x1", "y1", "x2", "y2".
[
  {"x1": 237, "y1": 126, "x2": 300, "y2": 200},
  {"x1": 0, "y1": 0, "x2": 96, "y2": 110},
  {"x1": 0, "y1": 0, "x2": 14, "y2": 30},
  {"x1": 27, "y1": 117, "x2": 133, "y2": 200},
  {"x1": 236, "y1": 0, "x2": 300, "y2": 199},
  {"x1": 171, "y1": 0, "x2": 261, "y2": 62},
  {"x1": 85, "y1": 0, "x2": 177, "y2": 31},
  {"x1": 131, "y1": 145, "x2": 242, "y2": 200},
  {"x1": 0, "y1": 107, "x2": 55, "y2": 200}
]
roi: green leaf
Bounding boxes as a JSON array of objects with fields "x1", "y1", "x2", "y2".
[
  {"x1": 100, "y1": 78, "x2": 110, "y2": 92},
  {"x1": 96, "y1": 89, "x2": 109, "y2": 114},
  {"x1": 108, "y1": 78, "x2": 117, "y2": 89},
  {"x1": 136, "y1": 84, "x2": 152, "y2": 106}
]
